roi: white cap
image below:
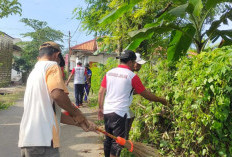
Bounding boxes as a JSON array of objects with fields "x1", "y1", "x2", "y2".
[{"x1": 135, "y1": 53, "x2": 146, "y2": 64}]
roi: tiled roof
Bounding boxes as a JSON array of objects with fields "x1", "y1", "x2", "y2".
[{"x1": 71, "y1": 39, "x2": 97, "y2": 52}]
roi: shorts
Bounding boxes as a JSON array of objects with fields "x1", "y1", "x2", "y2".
[
  {"x1": 21, "y1": 146, "x2": 60, "y2": 157},
  {"x1": 104, "y1": 112, "x2": 127, "y2": 157}
]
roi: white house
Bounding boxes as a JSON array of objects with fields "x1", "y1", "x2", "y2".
[{"x1": 68, "y1": 39, "x2": 117, "y2": 70}]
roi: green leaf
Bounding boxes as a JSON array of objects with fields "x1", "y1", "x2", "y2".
[
  {"x1": 126, "y1": 30, "x2": 154, "y2": 51},
  {"x1": 127, "y1": 23, "x2": 177, "y2": 50},
  {"x1": 167, "y1": 24, "x2": 196, "y2": 61},
  {"x1": 197, "y1": 136, "x2": 204, "y2": 144},
  {"x1": 99, "y1": 0, "x2": 143, "y2": 25},
  {"x1": 202, "y1": 149, "x2": 207, "y2": 156},
  {"x1": 205, "y1": 0, "x2": 225, "y2": 10},
  {"x1": 206, "y1": 9, "x2": 232, "y2": 38},
  {"x1": 189, "y1": 0, "x2": 203, "y2": 17},
  {"x1": 168, "y1": 4, "x2": 188, "y2": 17}
]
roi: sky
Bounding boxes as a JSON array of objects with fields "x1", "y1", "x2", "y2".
[
  {"x1": 1, "y1": 0, "x2": 231, "y2": 51},
  {"x1": 0, "y1": 0, "x2": 94, "y2": 50}
]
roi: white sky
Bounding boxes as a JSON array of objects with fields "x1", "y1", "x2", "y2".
[{"x1": 0, "y1": 0, "x2": 94, "y2": 50}]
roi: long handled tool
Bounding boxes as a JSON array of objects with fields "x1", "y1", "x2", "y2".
[{"x1": 96, "y1": 127, "x2": 160, "y2": 157}]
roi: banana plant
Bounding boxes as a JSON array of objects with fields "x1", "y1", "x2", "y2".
[{"x1": 99, "y1": 0, "x2": 232, "y2": 61}]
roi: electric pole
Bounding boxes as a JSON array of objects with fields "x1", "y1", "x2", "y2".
[{"x1": 67, "y1": 31, "x2": 71, "y2": 74}]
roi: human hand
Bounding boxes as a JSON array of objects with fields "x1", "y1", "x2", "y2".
[
  {"x1": 79, "y1": 119, "x2": 90, "y2": 132},
  {"x1": 87, "y1": 121, "x2": 99, "y2": 133},
  {"x1": 98, "y1": 109, "x2": 103, "y2": 120},
  {"x1": 73, "y1": 112, "x2": 87, "y2": 126}
]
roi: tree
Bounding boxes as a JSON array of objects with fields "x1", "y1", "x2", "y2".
[
  {"x1": 74, "y1": 0, "x2": 171, "y2": 55},
  {"x1": 128, "y1": 0, "x2": 232, "y2": 60},
  {"x1": 99, "y1": 0, "x2": 232, "y2": 60},
  {"x1": 13, "y1": 18, "x2": 64, "y2": 75},
  {"x1": 0, "y1": 0, "x2": 22, "y2": 18}
]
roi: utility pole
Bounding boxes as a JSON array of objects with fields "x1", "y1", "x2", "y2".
[{"x1": 67, "y1": 31, "x2": 71, "y2": 74}]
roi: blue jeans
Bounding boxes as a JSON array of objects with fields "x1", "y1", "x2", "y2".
[{"x1": 84, "y1": 83, "x2": 90, "y2": 101}]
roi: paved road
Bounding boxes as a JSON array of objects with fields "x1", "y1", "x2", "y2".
[{"x1": 0, "y1": 85, "x2": 104, "y2": 157}]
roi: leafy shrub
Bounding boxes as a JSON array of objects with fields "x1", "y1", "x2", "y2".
[
  {"x1": 91, "y1": 57, "x2": 117, "y2": 93},
  {"x1": 0, "y1": 101, "x2": 12, "y2": 110},
  {"x1": 129, "y1": 46, "x2": 232, "y2": 156}
]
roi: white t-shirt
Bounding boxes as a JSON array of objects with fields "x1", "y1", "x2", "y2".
[
  {"x1": 101, "y1": 65, "x2": 145, "y2": 118},
  {"x1": 71, "y1": 65, "x2": 87, "y2": 84},
  {"x1": 18, "y1": 60, "x2": 68, "y2": 148}
]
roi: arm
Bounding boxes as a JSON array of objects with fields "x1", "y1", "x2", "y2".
[
  {"x1": 140, "y1": 89, "x2": 167, "y2": 105},
  {"x1": 65, "y1": 73, "x2": 73, "y2": 86},
  {"x1": 60, "y1": 113, "x2": 79, "y2": 126},
  {"x1": 98, "y1": 86, "x2": 106, "y2": 120},
  {"x1": 85, "y1": 73, "x2": 90, "y2": 85},
  {"x1": 51, "y1": 89, "x2": 92, "y2": 131}
]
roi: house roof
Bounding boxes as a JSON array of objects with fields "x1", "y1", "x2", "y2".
[
  {"x1": 0, "y1": 32, "x2": 14, "y2": 39},
  {"x1": 13, "y1": 45, "x2": 22, "y2": 51},
  {"x1": 71, "y1": 39, "x2": 97, "y2": 52}
]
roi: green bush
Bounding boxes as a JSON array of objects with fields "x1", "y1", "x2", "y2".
[
  {"x1": 91, "y1": 57, "x2": 117, "y2": 93},
  {"x1": 129, "y1": 46, "x2": 232, "y2": 156},
  {"x1": 0, "y1": 102, "x2": 12, "y2": 110}
]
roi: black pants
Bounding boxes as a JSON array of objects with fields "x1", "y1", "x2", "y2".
[
  {"x1": 125, "y1": 117, "x2": 134, "y2": 140},
  {"x1": 104, "y1": 113, "x2": 127, "y2": 157},
  {"x1": 74, "y1": 84, "x2": 85, "y2": 106}
]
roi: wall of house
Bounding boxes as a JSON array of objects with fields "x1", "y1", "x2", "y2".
[
  {"x1": 88, "y1": 53, "x2": 117, "y2": 64},
  {"x1": 0, "y1": 35, "x2": 13, "y2": 87},
  {"x1": 69, "y1": 53, "x2": 117, "y2": 70}
]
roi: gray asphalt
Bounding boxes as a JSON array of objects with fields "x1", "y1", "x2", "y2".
[{"x1": 0, "y1": 85, "x2": 104, "y2": 157}]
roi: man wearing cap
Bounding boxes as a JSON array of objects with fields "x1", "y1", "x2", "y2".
[
  {"x1": 18, "y1": 41, "x2": 96, "y2": 157},
  {"x1": 66, "y1": 62, "x2": 89, "y2": 107},
  {"x1": 98, "y1": 50, "x2": 167, "y2": 157},
  {"x1": 134, "y1": 53, "x2": 146, "y2": 71},
  {"x1": 125, "y1": 53, "x2": 147, "y2": 140}
]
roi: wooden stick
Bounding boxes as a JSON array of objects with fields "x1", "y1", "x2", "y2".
[{"x1": 96, "y1": 127, "x2": 117, "y2": 140}]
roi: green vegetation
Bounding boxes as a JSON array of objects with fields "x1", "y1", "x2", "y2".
[
  {"x1": 126, "y1": 46, "x2": 232, "y2": 156},
  {"x1": 91, "y1": 46, "x2": 232, "y2": 156},
  {"x1": 13, "y1": 18, "x2": 64, "y2": 76},
  {"x1": 76, "y1": 0, "x2": 232, "y2": 60},
  {"x1": 0, "y1": 88, "x2": 24, "y2": 110},
  {"x1": 91, "y1": 57, "x2": 117, "y2": 93},
  {"x1": 0, "y1": 0, "x2": 21, "y2": 18}
]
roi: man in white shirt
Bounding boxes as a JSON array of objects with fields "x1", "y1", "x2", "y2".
[
  {"x1": 66, "y1": 62, "x2": 89, "y2": 107},
  {"x1": 18, "y1": 41, "x2": 96, "y2": 157},
  {"x1": 98, "y1": 50, "x2": 167, "y2": 157},
  {"x1": 125, "y1": 52, "x2": 147, "y2": 139}
]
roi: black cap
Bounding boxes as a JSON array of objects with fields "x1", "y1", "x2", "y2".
[
  {"x1": 116, "y1": 50, "x2": 136, "y2": 60},
  {"x1": 85, "y1": 63, "x2": 90, "y2": 67}
]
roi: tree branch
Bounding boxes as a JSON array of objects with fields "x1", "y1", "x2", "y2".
[{"x1": 155, "y1": 2, "x2": 173, "y2": 18}]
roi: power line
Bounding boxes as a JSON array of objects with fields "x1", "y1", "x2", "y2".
[{"x1": 70, "y1": 1, "x2": 90, "y2": 40}]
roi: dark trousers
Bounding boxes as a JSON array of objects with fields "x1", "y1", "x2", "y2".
[
  {"x1": 104, "y1": 113, "x2": 127, "y2": 157},
  {"x1": 125, "y1": 117, "x2": 135, "y2": 140},
  {"x1": 74, "y1": 84, "x2": 85, "y2": 106}
]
